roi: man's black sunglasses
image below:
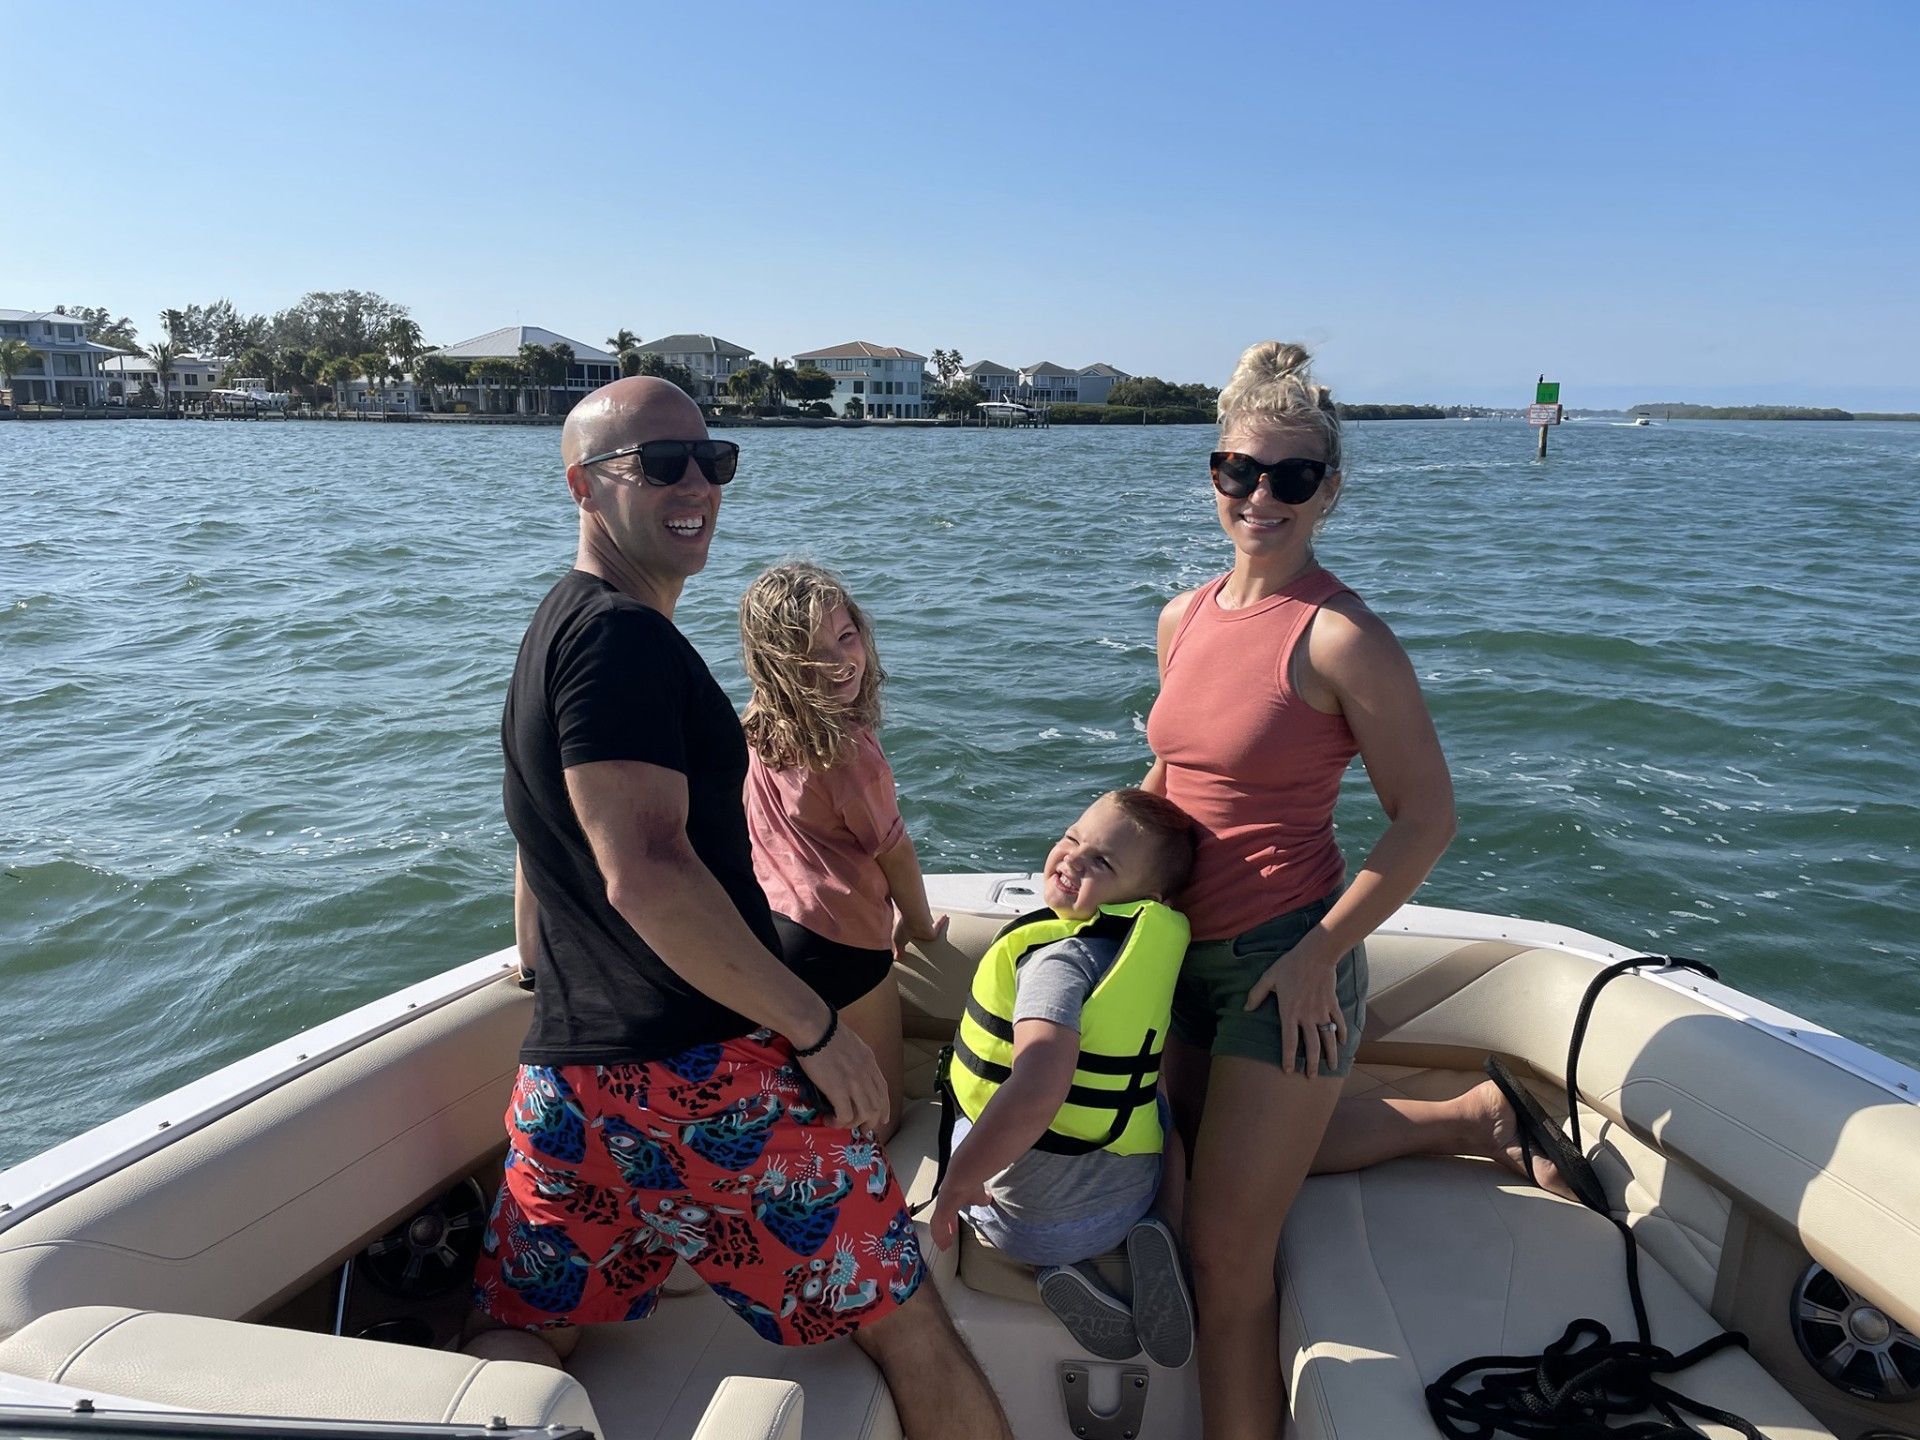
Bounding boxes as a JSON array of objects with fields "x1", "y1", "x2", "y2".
[
  {"x1": 1209, "y1": 451, "x2": 1329, "y2": 504},
  {"x1": 581, "y1": 439, "x2": 740, "y2": 486}
]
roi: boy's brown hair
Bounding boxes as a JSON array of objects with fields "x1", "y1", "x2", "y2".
[{"x1": 1101, "y1": 787, "x2": 1198, "y2": 900}]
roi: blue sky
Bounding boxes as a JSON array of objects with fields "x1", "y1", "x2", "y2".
[{"x1": 5, "y1": 2, "x2": 1916, "y2": 407}]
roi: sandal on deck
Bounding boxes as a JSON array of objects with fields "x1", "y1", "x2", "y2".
[{"x1": 1482, "y1": 1056, "x2": 1608, "y2": 1213}]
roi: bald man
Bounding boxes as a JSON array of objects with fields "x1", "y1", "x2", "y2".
[{"x1": 475, "y1": 380, "x2": 1008, "y2": 1438}]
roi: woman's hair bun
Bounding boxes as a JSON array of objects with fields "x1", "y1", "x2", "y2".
[
  {"x1": 1241, "y1": 341, "x2": 1312, "y2": 385},
  {"x1": 1216, "y1": 340, "x2": 1345, "y2": 481}
]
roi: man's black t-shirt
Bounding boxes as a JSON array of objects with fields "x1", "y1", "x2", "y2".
[{"x1": 503, "y1": 568, "x2": 790, "y2": 1065}]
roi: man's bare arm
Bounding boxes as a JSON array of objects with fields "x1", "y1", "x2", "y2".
[{"x1": 563, "y1": 758, "x2": 888, "y2": 1130}]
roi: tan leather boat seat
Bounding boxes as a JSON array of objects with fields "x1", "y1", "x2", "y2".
[
  {"x1": 0, "y1": 1304, "x2": 600, "y2": 1430},
  {"x1": 1280, "y1": 1157, "x2": 1836, "y2": 1439}
]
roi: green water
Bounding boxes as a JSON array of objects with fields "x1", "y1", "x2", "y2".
[{"x1": 2, "y1": 417, "x2": 1916, "y2": 1165}]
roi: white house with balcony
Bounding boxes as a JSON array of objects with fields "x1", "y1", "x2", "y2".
[
  {"x1": 99, "y1": 352, "x2": 224, "y2": 407},
  {"x1": 627, "y1": 334, "x2": 753, "y2": 402},
  {"x1": 793, "y1": 341, "x2": 928, "y2": 418},
  {"x1": 434, "y1": 325, "x2": 619, "y2": 415},
  {"x1": 0, "y1": 308, "x2": 118, "y2": 406}
]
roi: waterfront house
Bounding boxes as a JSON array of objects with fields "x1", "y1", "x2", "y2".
[
  {"x1": 342, "y1": 375, "x2": 422, "y2": 414},
  {"x1": 98, "y1": 352, "x2": 223, "y2": 407},
  {"x1": 1075, "y1": 363, "x2": 1130, "y2": 405},
  {"x1": 1017, "y1": 361, "x2": 1083, "y2": 404},
  {"x1": 0, "y1": 308, "x2": 118, "y2": 406},
  {"x1": 626, "y1": 334, "x2": 753, "y2": 402},
  {"x1": 434, "y1": 326, "x2": 619, "y2": 415},
  {"x1": 793, "y1": 341, "x2": 928, "y2": 418},
  {"x1": 963, "y1": 360, "x2": 1019, "y2": 401}
]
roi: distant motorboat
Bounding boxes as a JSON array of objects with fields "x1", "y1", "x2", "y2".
[
  {"x1": 213, "y1": 380, "x2": 289, "y2": 409},
  {"x1": 1632, "y1": 416, "x2": 1652, "y2": 426},
  {"x1": 975, "y1": 400, "x2": 1033, "y2": 421}
]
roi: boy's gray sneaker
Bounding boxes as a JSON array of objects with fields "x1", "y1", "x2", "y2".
[
  {"x1": 1127, "y1": 1215, "x2": 1194, "y2": 1368},
  {"x1": 1037, "y1": 1263, "x2": 1141, "y2": 1360}
]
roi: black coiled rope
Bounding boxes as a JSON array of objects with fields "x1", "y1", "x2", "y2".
[{"x1": 1424, "y1": 956, "x2": 1766, "y2": 1439}]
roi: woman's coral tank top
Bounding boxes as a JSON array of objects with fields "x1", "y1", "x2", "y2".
[{"x1": 1145, "y1": 568, "x2": 1359, "y2": 942}]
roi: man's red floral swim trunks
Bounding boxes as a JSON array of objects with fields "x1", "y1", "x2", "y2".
[{"x1": 473, "y1": 1028, "x2": 924, "y2": 1345}]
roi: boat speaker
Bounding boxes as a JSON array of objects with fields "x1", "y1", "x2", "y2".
[
  {"x1": 1789, "y1": 1261, "x2": 1920, "y2": 1403},
  {"x1": 359, "y1": 1177, "x2": 489, "y2": 1299}
]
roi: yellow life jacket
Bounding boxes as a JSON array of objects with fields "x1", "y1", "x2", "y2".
[{"x1": 949, "y1": 899, "x2": 1190, "y2": 1157}]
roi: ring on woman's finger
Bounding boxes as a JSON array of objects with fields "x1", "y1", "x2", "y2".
[{"x1": 1316, "y1": 1021, "x2": 1340, "y2": 1033}]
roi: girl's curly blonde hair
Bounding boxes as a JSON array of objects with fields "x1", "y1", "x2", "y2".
[{"x1": 740, "y1": 561, "x2": 885, "y2": 771}]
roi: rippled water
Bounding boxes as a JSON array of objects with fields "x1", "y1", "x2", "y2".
[{"x1": 3, "y1": 417, "x2": 1916, "y2": 1165}]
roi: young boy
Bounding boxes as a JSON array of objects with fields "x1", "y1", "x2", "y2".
[{"x1": 928, "y1": 787, "x2": 1197, "y2": 1367}]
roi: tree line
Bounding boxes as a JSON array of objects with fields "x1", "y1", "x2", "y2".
[
  {"x1": 35, "y1": 298, "x2": 1234, "y2": 421},
  {"x1": 1630, "y1": 403, "x2": 1861, "y2": 421}
]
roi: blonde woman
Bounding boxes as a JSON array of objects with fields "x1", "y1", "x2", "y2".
[
  {"x1": 1143, "y1": 343, "x2": 1457, "y2": 1437},
  {"x1": 741, "y1": 561, "x2": 946, "y2": 1141}
]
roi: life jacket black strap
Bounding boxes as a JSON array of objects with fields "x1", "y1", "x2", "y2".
[
  {"x1": 952, "y1": 1033, "x2": 1160, "y2": 1112},
  {"x1": 910, "y1": 1043, "x2": 958, "y2": 1218},
  {"x1": 961, "y1": 995, "x2": 1165, "y2": 1075}
]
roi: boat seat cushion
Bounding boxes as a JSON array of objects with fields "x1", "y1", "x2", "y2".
[
  {"x1": 1280, "y1": 1157, "x2": 1835, "y2": 1439},
  {"x1": 0, "y1": 1305, "x2": 599, "y2": 1431}
]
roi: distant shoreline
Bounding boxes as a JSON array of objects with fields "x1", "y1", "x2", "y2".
[{"x1": 5, "y1": 403, "x2": 1916, "y2": 426}]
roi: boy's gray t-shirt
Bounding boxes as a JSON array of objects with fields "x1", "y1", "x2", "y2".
[{"x1": 978, "y1": 933, "x2": 1161, "y2": 1225}]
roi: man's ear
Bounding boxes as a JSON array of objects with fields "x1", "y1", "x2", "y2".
[{"x1": 565, "y1": 463, "x2": 594, "y2": 508}]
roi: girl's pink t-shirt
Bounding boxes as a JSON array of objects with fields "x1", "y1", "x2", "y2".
[{"x1": 744, "y1": 727, "x2": 906, "y2": 952}]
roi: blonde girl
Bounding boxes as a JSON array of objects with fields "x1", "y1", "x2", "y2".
[{"x1": 741, "y1": 561, "x2": 945, "y2": 1141}]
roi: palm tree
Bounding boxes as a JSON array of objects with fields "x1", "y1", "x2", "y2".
[
  {"x1": 277, "y1": 349, "x2": 317, "y2": 408},
  {"x1": 931, "y1": 349, "x2": 965, "y2": 388},
  {"x1": 0, "y1": 338, "x2": 35, "y2": 405},
  {"x1": 766, "y1": 359, "x2": 797, "y2": 412},
  {"x1": 519, "y1": 343, "x2": 560, "y2": 415},
  {"x1": 728, "y1": 360, "x2": 771, "y2": 410},
  {"x1": 231, "y1": 346, "x2": 275, "y2": 387},
  {"x1": 387, "y1": 318, "x2": 423, "y2": 373},
  {"x1": 386, "y1": 320, "x2": 423, "y2": 408},
  {"x1": 547, "y1": 344, "x2": 575, "y2": 414},
  {"x1": 606, "y1": 329, "x2": 639, "y2": 357},
  {"x1": 160, "y1": 309, "x2": 189, "y2": 350},
  {"x1": 416, "y1": 352, "x2": 461, "y2": 414},
  {"x1": 355, "y1": 352, "x2": 389, "y2": 415},
  {"x1": 147, "y1": 342, "x2": 177, "y2": 416},
  {"x1": 321, "y1": 356, "x2": 357, "y2": 416},
  {"x1": 473, "y1": 357, "x2": 516, "y2": 413}
]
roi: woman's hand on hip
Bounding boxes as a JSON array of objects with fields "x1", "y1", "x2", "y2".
[{"x1": 1244, "y1": 932, "x2": 1345, "y2": 1079}]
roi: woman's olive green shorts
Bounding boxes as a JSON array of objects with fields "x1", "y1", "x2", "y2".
[{"x1": 1170, "y1": 889, "x2": 1368, "y2": 1077}]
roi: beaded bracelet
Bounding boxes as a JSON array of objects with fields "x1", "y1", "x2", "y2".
[{"x1": 794, "y1": 1008, "x2": 839, "y2": 1058}]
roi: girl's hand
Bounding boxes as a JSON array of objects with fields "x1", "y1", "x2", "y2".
[
  {"x1": 1244, "y1": 936, "x2": 1346, "y2": 1079},
  {"x1": 927, "y1": 1177, "x2": 987, "y2": 1251},
  {"x1": 892, "y1": 911, "x2": 949, "y2": 962}
]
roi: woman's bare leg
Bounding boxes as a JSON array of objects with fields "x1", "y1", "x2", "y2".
[
  {"x1": 1185, "y1": 1057, "x2": 1344, "y2": 1440},
  {"x1": 842, "y1": 973, "x2": 906, "y2": 1142},
  {"x1": 1311, "y1": 1081, "x2": 1571, "y2": 1197}
]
